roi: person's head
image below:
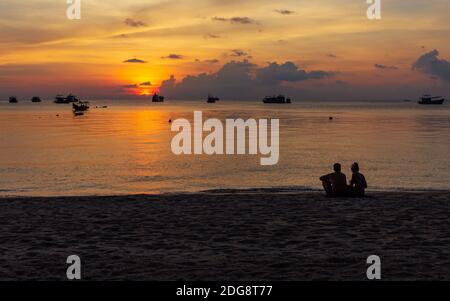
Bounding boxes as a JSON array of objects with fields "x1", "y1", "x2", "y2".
[
  {"x1": 351, "y1": 162, "x2": 360, "y2": 172},
  {"x1": 333, "y1": 163, "x2": 342, "y2": 173}
]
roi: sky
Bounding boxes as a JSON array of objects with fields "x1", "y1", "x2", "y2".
[{"x1": 0, "y1": 0, "x2": 450, "y2": 100}]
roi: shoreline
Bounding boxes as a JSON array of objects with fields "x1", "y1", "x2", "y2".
[
  {"x1": 0, "y1": 190, "x2": 449, "y2": 280},
  {"x1": 2, "y1": 187, "x2": 450, "y2": 199}
]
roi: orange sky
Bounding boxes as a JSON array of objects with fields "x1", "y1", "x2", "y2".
[{"x1": 0, "y1": 0, "x2": 449, "y2": 99}]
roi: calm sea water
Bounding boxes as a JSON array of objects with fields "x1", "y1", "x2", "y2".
[{"x1": 1, "y1": 99, "x2": 449, "y2": 196}]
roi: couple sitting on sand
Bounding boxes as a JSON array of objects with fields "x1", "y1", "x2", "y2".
[{"x1": 320, "y1": 162, "x2": 367, "y2": 197}]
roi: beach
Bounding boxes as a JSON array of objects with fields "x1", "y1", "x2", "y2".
[{"x1": 0, "y1": 189, "x2": 449, "y2": 281}]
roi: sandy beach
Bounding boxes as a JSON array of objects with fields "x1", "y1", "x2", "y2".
[{"x1": 0, "y1": 189, "x2": 449, "y2": 281}]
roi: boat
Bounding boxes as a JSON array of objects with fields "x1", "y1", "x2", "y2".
[
  {"x1": 31, "y1": 96, "x2": 41, "y2": 103},
  {"x1": 72, "y1": 101, "x2": 90, "y2": 112},
  {"x1": 207, "y1": 94, "x2": 220, "y2": 103},
  {"x1": 9, "y1": 96, "x2": 18, "y2": 103},
  {"x1": 418, "y1": 95, "x2": 445, "y2": 105},
  {"x1": 152, "y1": 93, "x2": 165, "y2": 102},
  {"x1": 66, "y1": 94, "x2": 80, "y2": 103},
  {"x1": 54, "y1": 94, "x2": 69, "y2": 104},
  {"x1": 263, "y1": 95, "x2": 291, "y2": 104}
]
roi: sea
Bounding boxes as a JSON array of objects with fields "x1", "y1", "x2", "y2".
[{"x1": 1, "y1": 99, "x2": 449, "y2": 196}]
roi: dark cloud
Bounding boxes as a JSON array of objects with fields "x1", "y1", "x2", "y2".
[
  {"x1": 123, "y1": 58, "x2": 147, "y2": 63},
  {"x1": 374, "y1": 64, "x2": 399, "y2": 70},
  {"x1": 160, "y1": 60, "x2": 334, "y2": 100},
  {"x1": 412, "y1": 49, "x2": 450, "y2": 81},
  {"x1": 212, "y1": 16, "x2": 255, "y2": 25},
  {"x1": 204, "y1": 59, "x2": 220, "y2": 64},
  {"x1": 124, "y1": 18, "x2": 147, "y2": 27},
  {"x1": 161, "y1": 54, "x2": 184, "y2": 59},
  {"x1": 256, "y1": 62, "x2": 334, "y2": 85},
  {"x1": 274, "y1": 9, "x2": 295, "y2": 15},
  {"x1": 121, "y1": 84, "x2": 138, "y2": 88},
  {"x1": 205, "y1": 34, "x2": 221, "y2": 39},
  {"x1": 139, "y1": 81, "x2": 152, "y2": 86},
  {"x1": 230, "y1": 49, "x2": 248, "y2": 57}
]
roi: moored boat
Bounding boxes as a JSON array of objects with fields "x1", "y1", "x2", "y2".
[
  {"x1": 66, "y1": 94, "x2": 80, "y2": 103},
  {"x1": 9, "y1": 96, "x2": 18, "y2": 103},
  {"x1": 418, "y1": 95, "x2": 445, "y2": 105},
  {"x1": 31, "y1": 96, "x2": 41, "y2": 103},
  {"x1": 54, "y1": 94, "x2": 68, "y2": 104},
  {"x1": 72, "y1": 101, "x2": 90, "y2": 112},
  {"x1": 152, "y1": 93, "x2": 165, "y2": 102},
  {"x1": 263, "y1": 95, "x2": 291, "y2": 104},
  {"x1": 207, "y1": 94, "x2": 220, "y2": 103}
]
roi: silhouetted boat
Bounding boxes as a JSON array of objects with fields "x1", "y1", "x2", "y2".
[
  {"x1": 152, "y1": 93, "x2": 165, "y2": 102},
  {"x1": 54, "y1": 94, "x2": 68, "y2": 104},
  {"x1": 207, "y1": 94, "x2": 220, "y2": 103},
  {"x1": 54, "y1": 94, "x2": 80, "y2": 104},
  {"x1": 418, "y1": 95, "x2": 445, "y2": 105},
  {"x1": 9, "y1": 96, "x2": 18, "y2": 103},
  {"x1": 72, "y1": 101, "x2": 89, "y2": 112},
  {"x1": 66, "y1": 94, "x2": 80, "y2": 103},
  {"x1": 31, "y1": 96, "x2": 41, "y2": 103},
  {"x1": 263, "y1": 95, "x2": 291, "y2": 104}
]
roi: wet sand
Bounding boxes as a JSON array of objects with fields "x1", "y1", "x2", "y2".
[{"x1": 0, "y1": 190, "x2": 449, "y2": 280}]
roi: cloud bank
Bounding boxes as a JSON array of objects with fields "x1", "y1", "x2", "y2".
[
  {"x1": 160, "y1": 60, "x2": 334, "y2": 100},
  {"x1": 413, "y1": 50, "x2": 450, "y2": 81}
]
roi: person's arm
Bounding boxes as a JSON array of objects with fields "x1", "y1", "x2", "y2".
[
  {"x1": 320, "y1": 173, "x2": 331, "y2": 181},
  {"x1": 362, "y1": 174, "x2": 368, "y2": 189}
]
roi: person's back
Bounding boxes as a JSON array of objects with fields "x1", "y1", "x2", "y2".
[
  {"x1": 349, "y1": 163, "x2": 367, "y2": 197},
  {"x1": 320, "y1": 163, "x2": 348, "y2": 197}
]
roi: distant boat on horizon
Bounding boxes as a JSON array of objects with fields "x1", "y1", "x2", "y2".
[
  {"x1": 9, "y1": 96, "x2": 18, "y2": 103},
  {"x1": 207, "y1": 94, "x2": 220, "y2": 103},
  {"x1": 418, "y1": 95, "x2": 445, "y2": 105},
  {"x1": 66, "y1": 94, "x2": 80, "y2": 103},
  {"x1": 152, "y1": 93, "x2": 165, "y2": 102},
  {"x1": 54, "y1": 94, "x2": 80, "y2": 104},
  {"x1": 54, "y1": 94, "x2": 67, "y2": 104},
  {"x1": 263, "y1": 95, "x2": 291, "y2": 104},
  {"x1": 31, "y1": 96, "x2": 41, "y2": 103}
]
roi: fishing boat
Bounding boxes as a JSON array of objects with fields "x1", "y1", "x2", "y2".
[
  {"x1": 31, "y1": 96, "x2": 41, "y2": 103},
  {"x1": 418, "y1": 95, "x2": 445, "y2": 105},
  {"x1": 152, "y1": 93, "x2": 165, "y2": 102},
  {"x1": 263, "y1": 95, "x2": 291, "y2": 104},
  {"x1": 54, "y1": 94, "x2": 68, "y2": 104},
  {"x1": 207, "y1": 94, "x2": 220, "y2": 103},
  {"x1": 66, "y1": 94, "x2": 80, "y2": 103},
  {"x1": 9, "y1": 96, "x2": 18, "y2": 103},
  {"x1": 72, "y1": 101, "x2": 90, "y2": 112}
]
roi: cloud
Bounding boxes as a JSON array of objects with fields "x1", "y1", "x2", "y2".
[
  {"x1": 204, "y1": 59, "x2": 220, "y2": 64},
  {"x1": 374, "y1": 64, "x2": 399, "y2": 70},
  {"x1": 161, "y1": 54, "x2": 184, "y2": 59},
  {"x1": 123, "y1": 58, "x2": 147, "y2": 63},
  {"x1": 230, "y1": 49, "x2": 248, "y2": 57},
  {"x1": 274, "y1": 9, "x2": 295, "y2": 15},
  {"x1": 205, "y1": 34, "x2": 221, "y2": 39},
  {"x1": 160, "y1": 60, "x2": 334, "y2": 100},
  {"x1": 212, "y1": 16, "x2": 255, "y2": 25},
  {"x1": 139, "y1": 81, "x2": 152, "y2": 86},
  {"x1": 121, "y1": 84, "x2": 138, "y2": 88},
  {"x1": 412, "y1": 49, "x2": 450, "y2": 81},
  {"x1": 124, "y1": 18, "x2": 147, "y2": 27},
  {"x1": 327, "y1": 53, "x2": 338, "y2": 58},
  {"x1": 256, "y1": 62, "x2": 334, "y2": 85}
]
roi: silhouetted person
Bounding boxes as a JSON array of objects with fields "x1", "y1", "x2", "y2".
[
  {"x1": 349, "y1": 162, "x2": 367, "y2": 197},
  {"x1": 320, "y1": 163, "x2": 348, "y2": 197}
]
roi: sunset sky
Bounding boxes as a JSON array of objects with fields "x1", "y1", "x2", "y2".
[{"x1": 1, "y1": 0, "x2": 449, "y2": 100}]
